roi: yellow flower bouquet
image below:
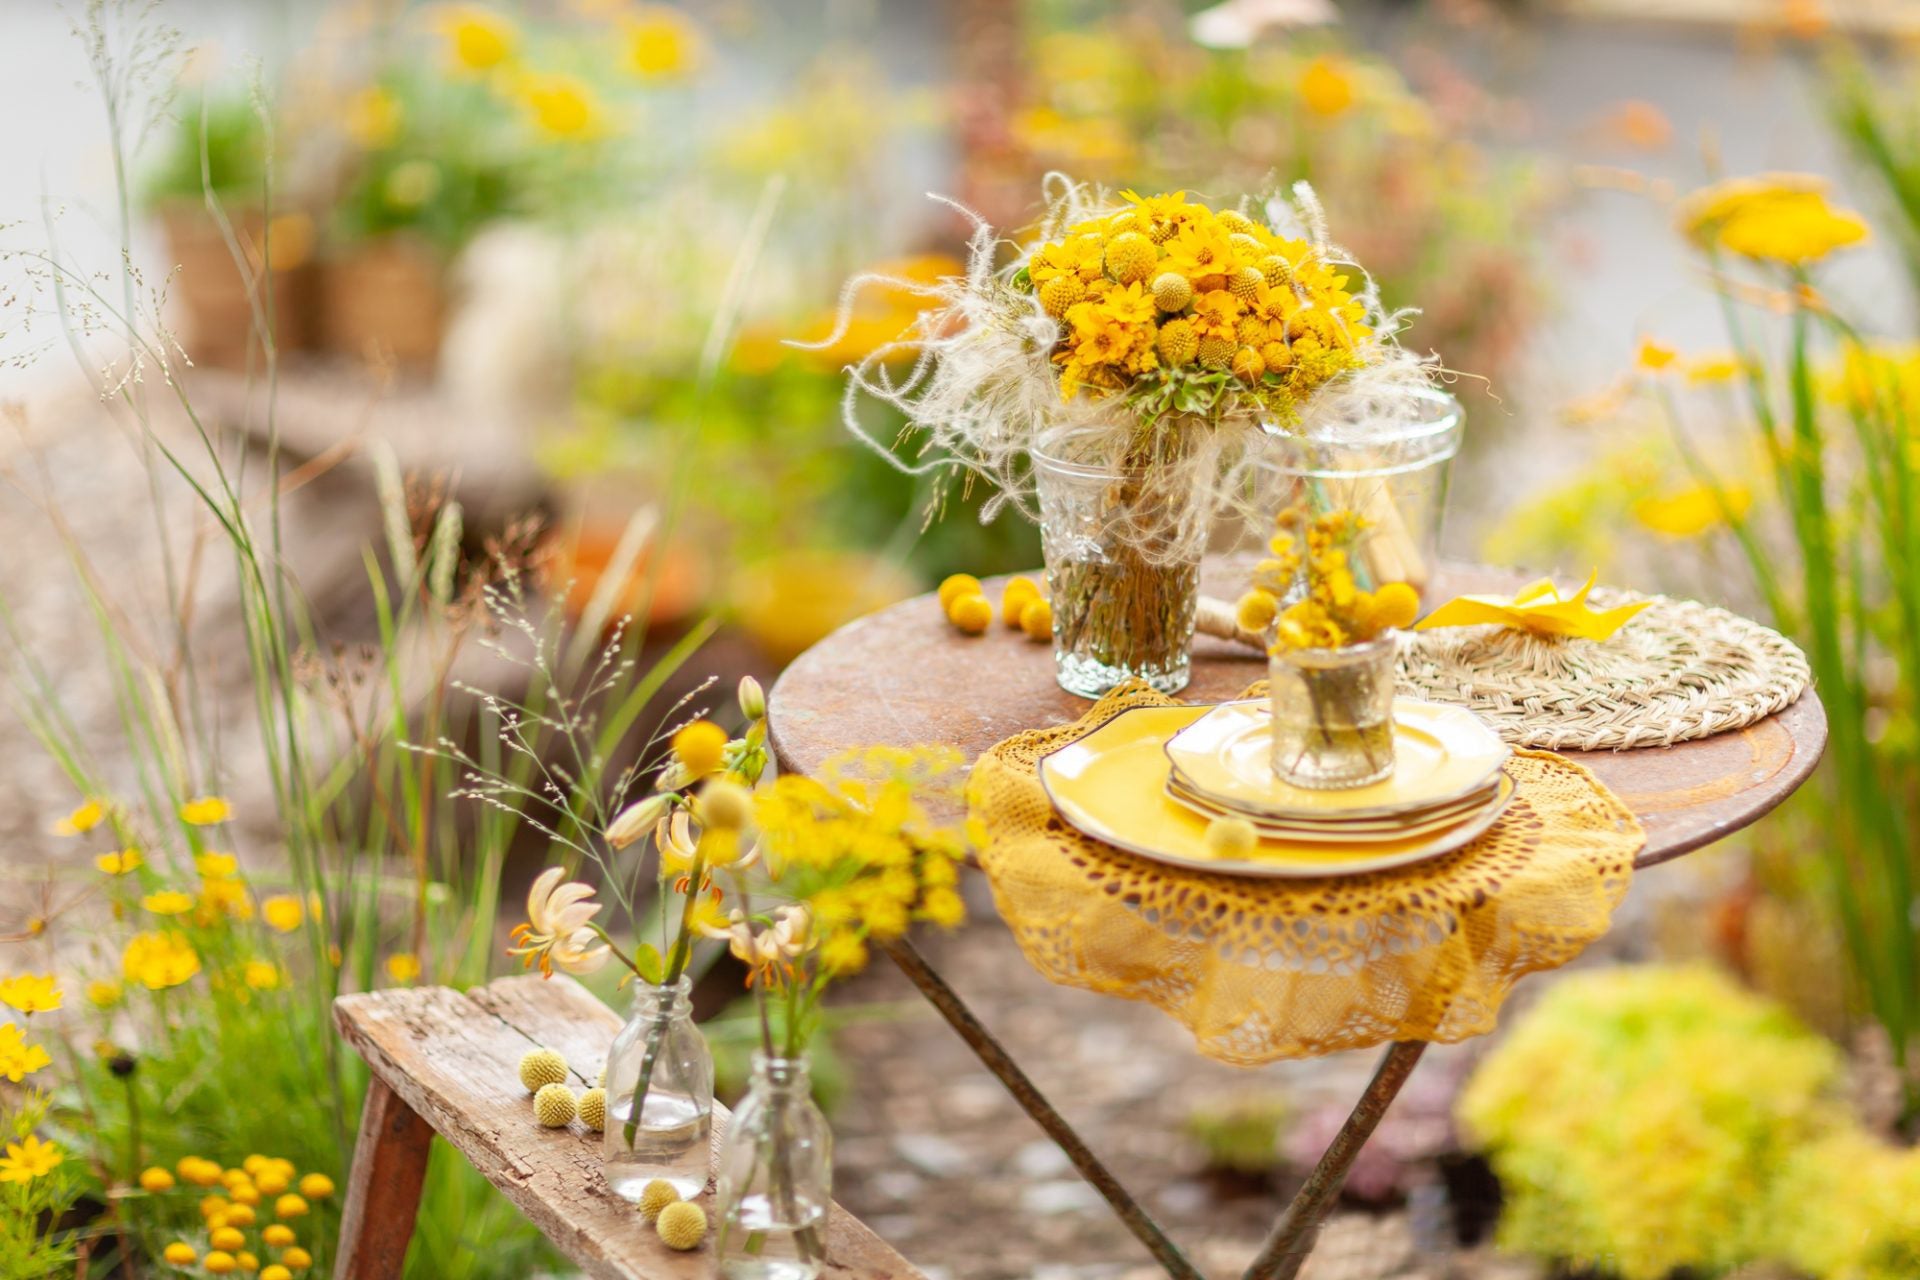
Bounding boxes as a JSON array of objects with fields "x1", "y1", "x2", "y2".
[{"x1": 822, "y1": 179, "x2": 1430, "y2": 697}]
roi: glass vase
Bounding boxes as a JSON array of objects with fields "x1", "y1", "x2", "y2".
[
  {"x1": 1258, "y1": 388, "x2": 1462, "y2": 606},
  {"x1": 1269, "y1": 633, "x2": 1399, "y2": 790},
  {"x1": 1033, "y1": 426, "x2": 1211, "y2": 699},
  {"x1": 716, "y1": 1052, "x2": 832, "y2": 1280},
  {"x1": 602, "y1": 975, "x2": 713, "y2": 1201}
]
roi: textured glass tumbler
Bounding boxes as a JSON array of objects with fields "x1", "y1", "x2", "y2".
[
  {"x1": 603, "y1": 975, "x2": 713, "y2": 1201},
  {"x1": 716, "y1": 1053, "x2": 832, "y2": 1280},
  {"x1": 1269, "y1": 633, "x2": 1399, "y2": 789},
  {"x1": 1033, "y1": 437, "x2": 1205, "y2": 699}
]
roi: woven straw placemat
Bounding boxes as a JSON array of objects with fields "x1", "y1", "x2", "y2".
[{"x1": 1395, "y1": 590, "x2": 1810, "y2": 751}]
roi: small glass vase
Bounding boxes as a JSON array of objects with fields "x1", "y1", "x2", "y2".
[
  {"x1": 1269, "y1": 632, "x2": 1399, "y2": 790},
  {"x1": 602, "y1": 975, "x2": 713, "y2": 1201},
  {"x1": 1033, "y1": 426, "x2": 1211, "y2": 699},
  {"x1": 716, "y1": 1052, "x2": 832, "y2": 1280}
]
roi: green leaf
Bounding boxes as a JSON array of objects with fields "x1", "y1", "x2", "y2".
[
  {"x1": 633, "y1": 942, "x2": 663, "y2": 985},
  {"x1": 1011, "y1": 265, "x2": 1032, "y2": 292}
]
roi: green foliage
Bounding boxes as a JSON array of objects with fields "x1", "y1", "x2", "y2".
[
  {"x1": 1460, "y1": 965, "x2": 1920, "y2": 1280},
  {"x1": 1183, "y1": 1094, "x2": 1288, "y2": 1176},
  {"x1": 0, "y1": 1094, "x2": 81, "y2": 1280},
  {"x1": 142, "y1": 91, "x2": 267, "y2": 208}
]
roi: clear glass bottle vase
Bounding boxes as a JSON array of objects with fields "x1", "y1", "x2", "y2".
[
  {"x1": 1269, "y1": 632, "x2": 1400, "y2": 790},
  {"x1": 716, "y1": 1052, "x2": 833, "y2": 1280},
  {"x1": 602, "y1": 975, "x2": 713, "y2": 1201}
]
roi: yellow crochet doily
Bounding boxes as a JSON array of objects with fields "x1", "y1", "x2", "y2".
[{"x1": 970, "y1": 683, "x2": 1645, "y2": 1065}]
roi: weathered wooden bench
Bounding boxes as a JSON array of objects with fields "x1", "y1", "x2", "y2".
[{"x1": 332, "y1": 974, "x2": 923, "y2": 1280}]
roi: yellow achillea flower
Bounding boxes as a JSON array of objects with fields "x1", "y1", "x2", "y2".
[
  {"x1": 261, "y1": 895, "x2": 304, "y2": 933},
  {"x1": 671, "y1": 720, "x2": 729, "y2": 779},
  {"x1": 53, "y1": 798, "x2": 104, "y2": 836},
  {"x1": 0, "y1": 974, "x2": 61, "y2": 1014},
  {"x1": 519, "y1": 73, "x2": 607, "y2": 140},
  {"x1": 96, "y1": 848, "x2": 143, "y2": 875},
  {"x1": 0, "y1": 1135, "x2": 63, "y2": 1184},
  {"x1": 142, "y1": 890, "x2": 196, "y2": 916},
  {"x1": 123, "y1": 931, "x2": 201, "y2": 990},
  {"x1": 180, "y1": 796, "x2": 233, "y2": 826},
  {"x1": 433, "y1": 4, "x2": 516, "y2": 73},
  {"x1": 0, "y1": 1024, "x2": 52, "y2": 1082},
  {"x1": 623, "y1": 7, "x2": 701, "y2": 79},
  {"x1": 1677, "y1": 174, "x2": 1869, "y2": 266}
]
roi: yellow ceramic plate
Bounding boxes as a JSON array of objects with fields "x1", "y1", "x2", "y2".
[
  {"x1": 1165, "y1": 772, "x2": 1514, "y2": 843},
  {"x1": 1038, "y1": 706, "x2": 1511, "y2": 878},
  {"x1": 1165, "y1": 699, "x2": 1510, "y2": 821}
]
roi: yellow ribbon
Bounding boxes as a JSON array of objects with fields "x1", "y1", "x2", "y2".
[{"x1": 1414, "y1": 569, "x2": 1651, "y2": 641}]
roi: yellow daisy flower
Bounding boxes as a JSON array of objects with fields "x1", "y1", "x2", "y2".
[
  {"x1": 180, "y1": 796, "x2": 233, "y2": 826},
  {"x1": 261, "y1": 895, "x2": 304, "y2": 934},
  {"x1": 0, "y1": 1024, "x2": 52, "y2": 1082},
  {"x1": 0, "y1": 974, "x2": 61, "y2": 1014},
  {"x1": 96, "y1": 848, "x2": 143, "y2": 875},
  {"x1": 143, "y1": 890, "x2": 196, "y2": 916},
  {"x1": 53, "y1": 799, "x2": 104, "y2": 836},
  {"x1": 0, "y1": 1135, "x2": 62, "y2": 1184},
  {"x1": 123, "y1": 931, "x2": 201, "y2": 990},
  {"x1": 433, "y1": 4, "x2": 517, "y2": 74}
]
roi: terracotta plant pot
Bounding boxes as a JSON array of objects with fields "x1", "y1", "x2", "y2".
[
  {"x1": 320, "y1": 236, "x2": 447, "y2": 374},
  {"x1": 159, "y1": 204, "x2": 314, "y2": 369}
]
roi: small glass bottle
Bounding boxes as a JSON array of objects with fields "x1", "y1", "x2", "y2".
[
  {"x1": 603, "y1": 975, "x2": 713, "y2": 1201},
  {"x1": 1269, "y1": 632, "x2": 1400, "y2": 789},
  {"x1": 716, "y1": 1052, "x2": 832, "y2": 1280}
]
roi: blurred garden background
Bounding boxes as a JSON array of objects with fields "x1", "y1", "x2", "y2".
[{"x1": 4, "y1": 0, "x2": 1920, "y2": 1277}]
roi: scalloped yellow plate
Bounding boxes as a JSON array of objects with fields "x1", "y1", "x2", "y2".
[
  {"x1": 1038, "y1": 705, "x2": 1512, "y2": 878},
  {"x1": 1166, "y1": 699, "x2": 1510, "y2": 821},
  {"x1": 1166, "y1": 772, "x2": 1514, "y2": 843}
]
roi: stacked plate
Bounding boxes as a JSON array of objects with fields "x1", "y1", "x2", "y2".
[{"x1": 1039, "y1": 699, "x2": 1512, "y2": 878}]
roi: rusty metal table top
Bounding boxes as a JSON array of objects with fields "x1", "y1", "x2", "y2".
[{"x1": 768, "y1": 562, "x2": 1827, "y2": 869}]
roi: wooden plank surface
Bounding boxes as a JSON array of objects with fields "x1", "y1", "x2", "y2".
[
  {"x1": 767, "y1": 561, "x2": 1826, "y2": 871},
  {"x1": 333, "y1": 975, "x2": 924, "y2": 1280},
  {"x1": 336, "y1": 1078, "x2": 435, "y2": 1280}
]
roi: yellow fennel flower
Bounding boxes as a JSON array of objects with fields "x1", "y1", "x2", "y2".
[
  {"x1": 0, "y1": 1135, "x2": 62, "y2": 1183},
  {"x1": 0, "y1": 974, "x2": 61, "y2": 1014},
  {"x1": 96, "y1": 848, "x2": 142, "y2": 875},
  {"x1": 180, "y1": 795, "x2": 232, "y2": 826},
  {"x1": 123, "y1": 931, "x2": 201, "y2": 990}
]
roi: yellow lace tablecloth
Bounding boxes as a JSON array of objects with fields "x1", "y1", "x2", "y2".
[{"x1": 970, "y1": 683, "x2": 1645, "y2": 1065}]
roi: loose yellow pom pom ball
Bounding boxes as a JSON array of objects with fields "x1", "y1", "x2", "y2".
[
  {"x1": 1019, "y1": 596, "x2": 1053, "y2": 642},
  {"x1": 1204, "y1": 817, "x2": 1258, "y2": 858},
  {"x1": 534, "y1": 1082, "x2": 577, "y2": 1128},
  {"x1": 518, "y1": 1047, "x2": 568, "y2": 1093},
  {"x1": 579, "y1": 1086, "x2": 608, "y2": 1132},
  {"x1": 1231, "y1": 347, "x2": 1266, "y2": 381},
  {"x1": 656, "y1": 1200, "x2": 709, "y2": 1251},
  {"x1": 1371, "y1": 582, "x2": 1421, "y2": 630},
  {"x1": 1236, "y1": 590, "x2": 1279, "y2": 634},
  {"x1": 1197, "y1": 335, "x2": 1235, "y2": 369},
  {"x1": 139, "y1": 1166, "x2": 176, "y2": 1192},
  {"x1": 638, "y1": 1178, "x2": 681, "y2": 1222},
  {"x1": 1158, "y1": 317, "x2": 1199, "y2": 366},
  {"x1": 1039, "y1": 274, "x2": 1086, "y2": 318},
  {"x1": 1151, "y1": 272, "x2": 1193, "y2": 312},
  {"x1": 936, "y1": 573, "x2": 982, "y2": 611},
  {"x1": 671, "y1": 720, "x2": 729, "y2": 780},
  {"x1": 204, "y1": 1252, "x2": 237, "y2": 1275},
  {"x1": 163, "y1": 1243, "x2": 198, "y2": 1266},
  {"x1": 1259, "y1": 340, "x2": 1292, "y2": 372},
  {"x1": 948, "y1": 593, "x2": 993, "y2": 635},
  {"x1": 1001, "y1": 576, "x2": 1040, "y2": 627},
  {"x1": 1104, "y1": 231, "x2": 1157, "y2": 285}
]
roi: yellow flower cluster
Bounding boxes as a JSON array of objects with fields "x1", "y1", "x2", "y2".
[
  {"x1": 148, "y1": 1154, "x2": 332, "y2": 1275},
  {"x1": 752, "y1": 746, "x2": 971, "y2": 978},
  {"x1": 1237, "y1": 506, "x2": 1419, "y2": 652},
  {"x1": 1677, "y1": 173, "x2": 1869, "y2": 267},
  {"x1": 1026, "y1": 190, "x2": 1374, "y2": 416}
]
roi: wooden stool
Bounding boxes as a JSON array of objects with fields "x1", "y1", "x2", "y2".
[{"x1": 332, "y1": 974, "x2": 923, "y2": 1280}]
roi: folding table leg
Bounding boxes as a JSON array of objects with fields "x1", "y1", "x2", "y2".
[
  {"x1": 335, "y1": 1076, "x2": 435, "y2": 1280},
  {"x1": 1242, "y1": 1041, "x2": 1429, "y2": 1280},
  {"x1": 880, "y1": 937, "x2": 1206, "y2": 1280}
]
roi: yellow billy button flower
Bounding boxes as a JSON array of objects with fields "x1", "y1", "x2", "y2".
[
  {"x1": 638, "y1": 1178, "x2": 680, "y2": 1222},
  {"x1": 1203, "y1": 816, "x2": 1257, "y2": 859},
  {"x1": 1019, "y1": 596, "x2": 1053, "y2": 642},
  {"x1": 656, "y1": 1200, "x2": 708, "y2": 1250},
  {"x1": 1235, "y1": 589, "x2": 1279, "y2": 635},
  {"x1": 211, "y1": 1226, "x2": 247, "y2": 1252},
  {"x1": 96, "y1": 848, "x2": 143, "y2": 875},
  {"x1": 203, "y1": 1252, "x2": 238, "y2": 1275},
  {"x1": 261, "y1": 895, "x2": 304, "y2": 933},
  {"x1": 142, "y1": 891, "x2": 196, "y2": 916},
  {"x1": 1369, "y1": 582, "x2": 1422, "y2": 631},
  {"x1": 235, "y1": 1254, "x2": 260, "y2": 1273},
  {"x1": 0, "y1": 1135, "x2": 61, "y2": 1183},
  {"x1": 275, "y1": 1193, "x2": 310, "y2": 1219},
  {"x1": 224, "y1": 1202, "x2": 257, "y2": 1226},
  {"x1": 696, "y1": 778, "x2": 754, "y2": 832},
  {"x1": 936, "y1": 573, "x2": 982, "y2": 611},
  {"x1": 261, "y1": 1266, "x2": 294, "y2": 1280},
  {"x1": 671, "y1": 720, "x2": 729, "y2": 780},
  {"x1": 254, "y1": 1167, "x2": 289, "y2": 1195},
  {"x1": 52, "y1": 798, "x2": 105, "y2": 836},
  {"x1": 261, "y1": 1224, "x2": 296, "y2": 1248},
  {"x1": 280, "y1": 1246, "x2": 313, "y2": 1270},
  {"x1": 180, "y1": 795, "x2": 233, "y2": 826},
  {"x1": 533, "y1": 1083, "x2": 577, "y2": 1128},
  {"x1": 1000, "y1": 576, "x2": 1041, "y2": 628},
  {"x1": 0, "y1": 973, "x2": 62, "y2": 1014},
  {"x1": 947, "y1": 593, "x2": 993, "y2": 635},
  {"x1": 163, "y1": 1243, "x2": 198, "y2": 1266},
  {"x1": 139, "y1": 1166, "x2": 177, "y2": 1192}
]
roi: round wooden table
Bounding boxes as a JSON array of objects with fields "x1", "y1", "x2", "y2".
[{"x1": 766, "y1": 561, "x2": 1827, "y2": 1280}]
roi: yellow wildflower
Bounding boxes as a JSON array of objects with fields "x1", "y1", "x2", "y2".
[
  {"x1": 433, "y1": 4, "x2": 517, "y2": 73},
  {"x1": 623, "y1": 6, "x2": 701, "y2": 79},
  {"x1": 1162, "y1": 218, "x2": 1241, "y2": 286},
  {"x1": 0, "y1": 1024, "x2": 52, "y2": 1082},
  {"x1": 261, "y1": 895, "x2": 304, "y2": 933},
  {"x1": 1686, "y1": 353, "x2": 1744, "y2": 384},
  {"x1": 139, "y1": 1166, "x2": 176, "y2": 1192},
  {"x1": 385, "y1": 952, "x2": 422, "y2": 983},
  {"x1": 1298, "y1": 55, "x2": 1357, "y2": 117},
  {"x1": 163, "y1": 1243, "x2": 198, "y2": 1266},
  {"x1": 1635, "y1": 338, "x2": 1677, "y2": 371},
  {"x1": 87, "y1": 979, "x2": 123, "y2": 1008},
  {"x1": 143, "y1": 890, "x2": 196, "y2": 916},
  {"x1": 180, "y1": 795, "x2": 232, "y2": 826},
  {"x1": 198, "y1": 876, "x2": 253, "y2": 923},
  {"x1": 0, "y1": 974, "x2": 61, "y2": 1014},
  {"x1": 1634, "y1": 483, "x2": 1752, "y2": 538},
  {"x1": 96, "y1": 848, "x2": 143, "y2": 875},
  {"x1": 507, "y1": 868, "x2": 609, "y2": 976},
  {"x1": 1677, "y1": 173, "x2": 1869, "y2": 265},
  {"x1": 123, "y1": 931, "x2": 201, "y2": 990},
  {"x1": 276, "y1": 1193, "x2": 310, "y2": 1218},
  {"x1": 298, "y1": 1172, "x2": 334, "y2": 1199},
  {"x1": 919, "y1": 887, "x2": 966, "y2": 929},
  {"x1": 196, "y1": 852, "x2": 239, "y2": 879},
  {"x1": 53, "y1": 798, "x2": 104, "y2": 836},
  {"x1": 243, "y1": 961, "x2": 283, "y2": 990},
  {"x1": 519, "y1": 73, "x2": 607, "y2": 141},
  {"x1": 344, "y1": 85, "x2": 402, "y2": 149},
  {"x1": 817, "y1": 930, "x2": 868, "y2": 976},
  {"x1": 671, "y1": 720, "x2": 729, "y2": 779},
  {"x1": 0, "y1": 1135, "x2": 62, "y2": 1183},
  {"x1": 261, "y1": 1224, "x2": 295, "y2": 1248}
]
